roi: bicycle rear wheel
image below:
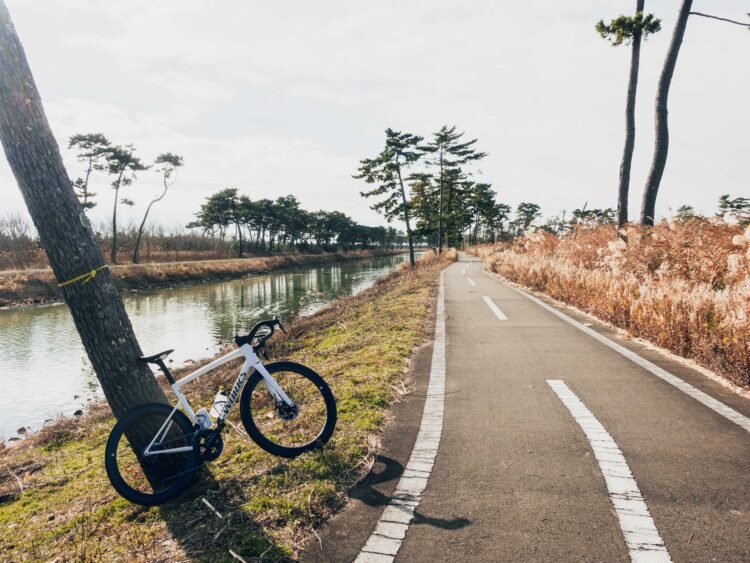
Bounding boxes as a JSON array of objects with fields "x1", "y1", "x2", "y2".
[
  {"x1": 105, "y1": 403, "x2": 197, "y2": 506},
  {"x1": 240, "y1": 361, "x2": 337, "y2": 458}
]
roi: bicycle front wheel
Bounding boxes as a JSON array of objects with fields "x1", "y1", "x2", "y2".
[
  {"x1": 105, "y1": 403, "x2": 198, "y2": 506},
  {"x1": 240, "y1": 361, "x2": 337, "y2": 458}
]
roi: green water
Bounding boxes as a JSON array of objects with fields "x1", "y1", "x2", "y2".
[{"x1": 0, "y1": 253, "x2": 414, "y2": 440}]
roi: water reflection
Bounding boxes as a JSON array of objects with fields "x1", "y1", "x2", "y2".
[{"x1": 0, "y1": 254, "x2": 412, "y2": 439}]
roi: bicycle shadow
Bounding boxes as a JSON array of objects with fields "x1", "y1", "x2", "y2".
[
  {"x1": 349, "y1": 454, "x2": 404, "y2": 507},
  {"x1": 350, "y1": 455, "x2": 472, "y2": 531}
]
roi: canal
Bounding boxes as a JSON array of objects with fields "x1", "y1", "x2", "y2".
[{"x1": 0, "y1": 253, "x2": 413, "y2": 440}]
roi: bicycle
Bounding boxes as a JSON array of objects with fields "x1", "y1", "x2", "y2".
[{"x1": 104, "y1": 317, "x2": 337, "y2": 506}]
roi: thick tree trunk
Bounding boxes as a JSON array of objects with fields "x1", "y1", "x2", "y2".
[
  {"x1": 641, "y1": 0, "x2": 692, "y2": 226},
  {"x1": 617, "y1": 0, "x2": 645, "y2": 228},
  {"x1": 0, "y1": 1, "x2": 168, "y2": 421}
]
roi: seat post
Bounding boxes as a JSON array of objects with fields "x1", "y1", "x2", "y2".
[{"x1": 155, "y1": 359, "x2": 176, "y2": 385}]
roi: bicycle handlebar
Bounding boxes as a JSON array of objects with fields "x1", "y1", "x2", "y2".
[{"x1": 234, "y1": 317, "x2": 285, "y2": 349}]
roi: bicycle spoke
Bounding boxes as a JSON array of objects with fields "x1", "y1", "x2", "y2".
[
  {"x1": 248, "y1": 369, "x2": 328, "y2": 448},
  {"x1": 112, "y1": 411, "x2": 196, "y2": 498}
]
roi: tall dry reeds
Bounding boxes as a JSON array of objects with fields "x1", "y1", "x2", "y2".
[{"x1": 473, "y1": 220, "x2": 750, "y2": 387}]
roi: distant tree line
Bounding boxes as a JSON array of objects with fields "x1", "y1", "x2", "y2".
[
  {"x1": 10, "y1": 115, "x2": 750, "y2": 271},
  {"x1": 354, "y1": 125, "x2": 569, "y2": 261},
  {"x1": 187, "y1": 188, "x2": 405, "y2": 256},
  {"x1": 2, "y1": 188, "x2": 746, "y2": 271}
]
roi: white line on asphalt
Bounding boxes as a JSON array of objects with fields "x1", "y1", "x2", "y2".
[
  {"x1": 467, "y1": 277, "x2": 476, "y2": 286},
  {"x1": 485, "y1": 271, "x2": 750, "y2": 434},
  {"x1": 355, "y1": 269, "x2": 448, "y2": 563},
  {"x1": 461, "y1": 267, "x2": 467, "y2": 274},
  {"x1": 547, "y1": 380, "x2": 672, "y2": 563},
  {"x1": 482, "y1": 295, "x2": 508, "y2": 321}
]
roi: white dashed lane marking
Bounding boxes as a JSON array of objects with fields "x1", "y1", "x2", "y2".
[
  {"x1": 467, "y1": 277, "x2": 476, "y2": 286},
  {"x1": 486, "y1": 271, "x2": 750, "y2": 434},
  {"x1": 482, "y1": 295, "x2": 508, "y2": 321},
  {"x1": 547, "y1": 380, "x2": 672, "y2": 562}
]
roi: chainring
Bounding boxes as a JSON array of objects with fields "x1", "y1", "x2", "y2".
[{"x1": 193, "y1": 428, "x2": 224, "y2": 462}]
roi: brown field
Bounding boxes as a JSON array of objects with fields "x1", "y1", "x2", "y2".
[
  {"x1": 0, "y1": 249, "x2": 404, "y2": 307},
  {"x1": 0, "y1": 226, "x2": 234, "y2": 271},
  {"x1": 471, "y1": 221, "x2": 750, "y2": 388}
]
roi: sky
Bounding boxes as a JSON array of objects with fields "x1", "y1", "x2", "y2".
[{"x1": 1, "y1": 0, "x2": 748, "y2": 231}]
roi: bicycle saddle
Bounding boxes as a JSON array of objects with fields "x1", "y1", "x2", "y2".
[{"x1": 137, "y1": 349, "x2": 174, "y2": 363}]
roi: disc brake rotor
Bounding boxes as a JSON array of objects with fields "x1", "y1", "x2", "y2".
[{"x1": 275, "y1": 402, "x2": 299, "y2": 421}]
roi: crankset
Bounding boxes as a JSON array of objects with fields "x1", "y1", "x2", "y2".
[{"x1": 193, "y1": 428, "x2": 224, "y2": 462}]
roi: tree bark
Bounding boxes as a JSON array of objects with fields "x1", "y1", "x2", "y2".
[
  {"x1": 641, "y1": 0, "x2": 692, "y2": 226},
  {"x1": 133, "y1": 182, "x2": 168, "y2": 263},
  {"x1": 446, "y1": 178, "x2": 454, "y2": 248},
  {"x1": 395, "y1": 162, "x2": 415, "y2": 268},
  {"x1": 81, "y1": 154, "x2": 94, "y2": 207},
  {"x1": 617, "y1": 0, "x2": 645, "y2": 228},
  {"x1": 110, "y1": 169, "x2": 124, "y2": 264},
  {"x1": 234, "y1": 219, "x2": 244, "y2": 257},
  {"x1": 437, "y1": 148, "x2": 444, "y2": 254},
  {"x1": 0, "y1": 1, "x2": 168, "y2": 421}
]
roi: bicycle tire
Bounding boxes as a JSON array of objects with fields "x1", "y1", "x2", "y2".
[
  {"x1": 240, "y1": 361, "x2": 337, "y2": 458},
  {"x1": 105, "y1": 403, "x2": 198, "y2": 506}
]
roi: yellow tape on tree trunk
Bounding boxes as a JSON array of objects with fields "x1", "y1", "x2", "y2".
[{"x1": 58, "y1": 265, "x2": 109, "y2": 287}]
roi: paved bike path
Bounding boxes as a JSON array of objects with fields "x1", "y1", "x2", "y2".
[
  {"x1": 302, "y1": 255, "x2": 750, "y2": 563},
  {"x1": 306, "y1": 254, "x2": 750, "y2": 561}
]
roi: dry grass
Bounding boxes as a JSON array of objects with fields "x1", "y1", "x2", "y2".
[
  {"x1": 0, "y1": 249, "x2": 455, "y2": 561},
  {"x1": 471, "y1": 221, "x2": 750, "y2": 387},
  {"x1": 0, "y1": 249, "x2": 403, "y2": 307}
]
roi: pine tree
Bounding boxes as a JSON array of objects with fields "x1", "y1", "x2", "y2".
[
  {"x1": 408, "y1": 172, "x2": 438, "y2": 248},
  {"x1": 133, "y1": 153, "x2": 183, "y2": 263},
  {"x1": 422, "y1": 126, "x2": 486, "y2": 253},
  {"x1": 641, "y1": 4, "x2": 748, "y2": 225},
  {"x1": 68, "y1": 133, "x2": 111, "y2": 210},
  {"x1": 106, "y1": 145, "x2": 147, "y2": 263},
  {"x1": 354, "y1": 128, "x2": 423, "y2": 267},
  {"x1": 596, "y1": 2, "x2": 661, "y2": 227}
]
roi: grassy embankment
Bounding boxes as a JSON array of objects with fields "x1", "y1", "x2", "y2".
[
  {"x1": 470, "y1": 221, "x2": 750, "y2": 388},
  {"x1": 0, "y1": 249, "x2": 404, "y2": 307},
  {"x1": 0, "y1": 250, "x2": 456, "y2": 561}
]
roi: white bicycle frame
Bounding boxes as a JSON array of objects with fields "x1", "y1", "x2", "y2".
[{"x1": 143, "y1": 343, "x2": 293, "y2": 457}]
